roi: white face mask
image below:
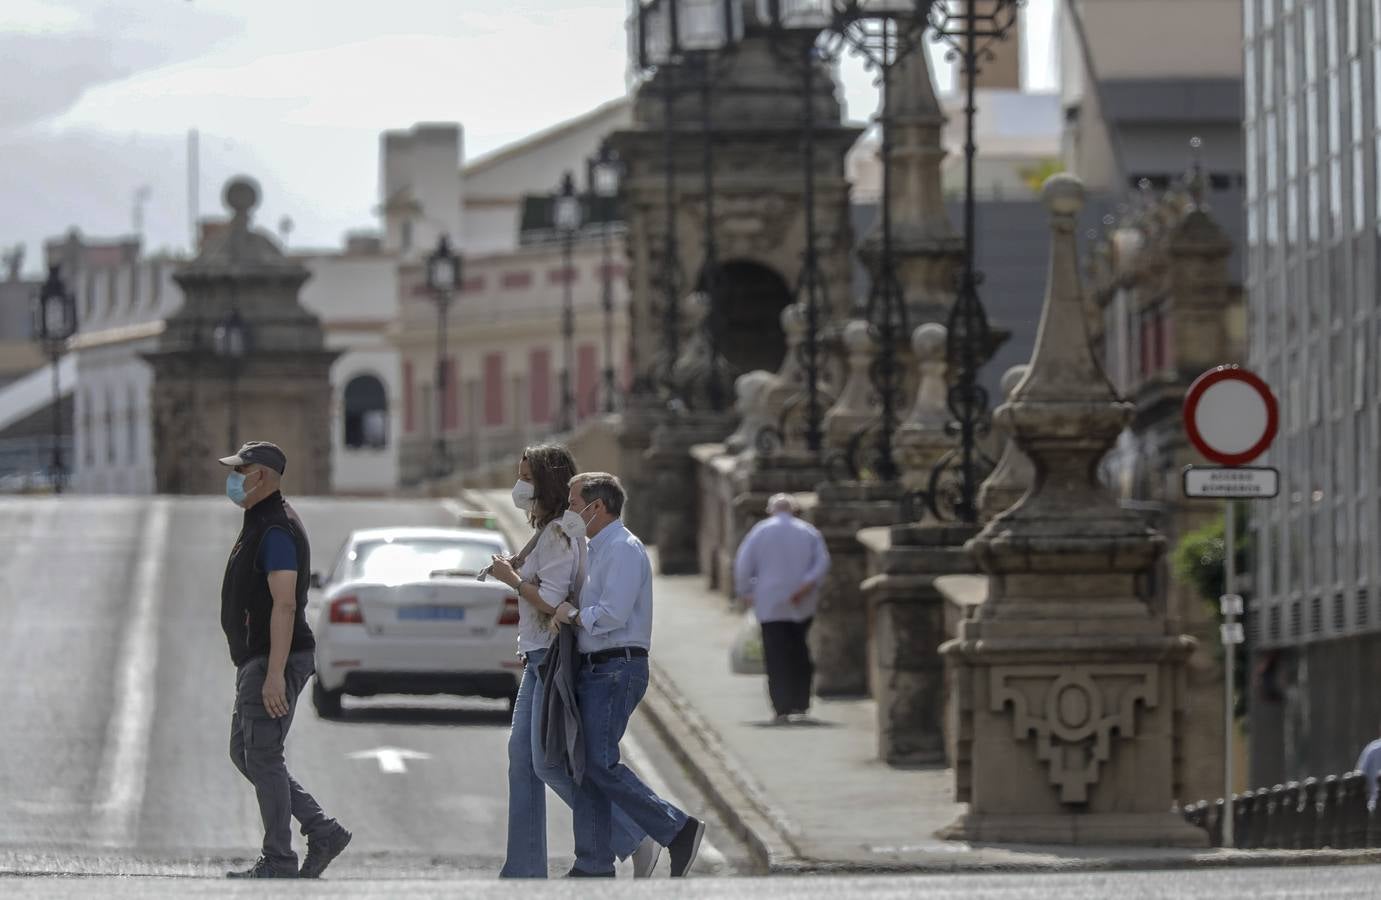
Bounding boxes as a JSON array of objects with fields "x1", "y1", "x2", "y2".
[
  {"x1": 511, "y1": 479, "x2": 535, "y2": 510},
  {"x1": 558, "y1": 508, "x2": 588, "y2": 539}
]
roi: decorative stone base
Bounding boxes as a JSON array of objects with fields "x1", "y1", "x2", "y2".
[
  {"x1": 806, "y1": 480, "x2": 903, "y2": 696},
  {"x1": 646, "y1": 411, "x2": 734, "y2": 575},
  {"x1": 858, "y1": 521, "x2": 981, "y2": 767},
  {"x1": 938, "y1": 811, "x2": 1209, "y2": 847}
]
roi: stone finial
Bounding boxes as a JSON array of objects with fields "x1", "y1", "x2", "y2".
[
  {"x1": 822, "y1": 320, "x2": 878, "y2": 452},
  {"x1": 896, "y1": 322, "x2": 955, "y2": 492},
  {"x1": 972, "y1": 173, "x2": 1154, "y2": 572},
  {"x1": 183, "y1": 175, "x2": 298, "y2": 272},
  {"x1": 976, "y1": 364, "x2": 1035, "y2": 520},
  {"x1": 902, "y1": 323, "x2": 949, "y2": 431},
  {"x1": 225, "y1": 176, "x2": 260, "y2": 221},
  {"x1": 765, "y1": 302, "x2": 807, "y2": 418},
  {"x1": 723, "y1": 369, "x2": 783, "y2": 455}
]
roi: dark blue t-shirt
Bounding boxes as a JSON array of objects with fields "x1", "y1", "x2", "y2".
[{"x1": 258, "y1": 527, "x2": 298, "y2": 573}]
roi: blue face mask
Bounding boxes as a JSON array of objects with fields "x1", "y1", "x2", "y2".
[{"x1": 226, "y1": 472, "x2": 248, "y2": 505}]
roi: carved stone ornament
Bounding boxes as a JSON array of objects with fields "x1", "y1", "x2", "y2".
[
  {"x1": 992, "y1": 664, "x2": 1157, "y2": 805},
  {"x1": 723, "y1": 369, "x2": 782, "y2": 455}
]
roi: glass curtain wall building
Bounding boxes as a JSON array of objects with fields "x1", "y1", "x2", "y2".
[{"x1": 1246, "y1": 0, "x2": 1381, "y2": 782}]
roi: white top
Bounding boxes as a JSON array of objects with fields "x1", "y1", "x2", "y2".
[
  {"x1": 733, "y1": 512, "x2": 831, "y2": 623},
  {"x1": 515, "y1": 519, "x2": 587, "y2": 654}
]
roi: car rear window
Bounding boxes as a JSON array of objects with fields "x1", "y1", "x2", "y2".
[{"x1": 349, "y1": 538, "x2": 500, "y2": 584}]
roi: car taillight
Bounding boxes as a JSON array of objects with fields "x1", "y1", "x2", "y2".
[
  {"x1": 498, "y1": 595, "x2": 520, "y2": 626},
  {"x1": 329, "y1": 595, "x2": 364, "y2": 625}
]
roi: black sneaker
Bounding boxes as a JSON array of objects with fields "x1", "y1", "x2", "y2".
[
  {"x1": 300, "y1": 825, "x2": 353, "y2": 879},
  {"x1": 667, "y1": 818, "x2": 705, "y2": 878},
  {"x1": 226, "y1": 857, "x2": 298, "y2": 879},
  {"x1": 564, "y1": 865, "x2": 616, "y2": 877}
]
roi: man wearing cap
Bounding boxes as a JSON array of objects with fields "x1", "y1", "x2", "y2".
[{"x1": 218, "y1": 441, "x2": 351, "y2": 879}]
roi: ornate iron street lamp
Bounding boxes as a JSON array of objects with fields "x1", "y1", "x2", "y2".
[
  {"x1": 425, "y1": 235, "x2": 461, "y2": 478},
  {"x1": 920, "y1": 0, "x2": 1020, "y2": 522},
  {"x1": 212, "y1": 308, "x2": 249, "y2": 451},
  {"x1": 588, "y1": 144, "x2": 626, "y2": 414},
  {"x1": 31, "y1": 265, "x2": 77, "y2": 493},
  {"x1": 754, "y1": 2, "x2": 850, "y2": 456},
  {"x1": 759, "y1": 1, "x2": 931, "y2": 482},
  {"x1": 554, "y1": 170, "x2": 582, "y2": 431},
  {"x1": 634, "y1": 0, "x2": 744, "y2": 410}
]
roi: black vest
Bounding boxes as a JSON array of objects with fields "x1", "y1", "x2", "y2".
[{"x1": 220, "y1": 492, "x2": 316, "y2": 666}]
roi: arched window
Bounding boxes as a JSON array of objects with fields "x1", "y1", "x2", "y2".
[{"x1": 344, "y1": 374, "x2": 389, "y2": 450}]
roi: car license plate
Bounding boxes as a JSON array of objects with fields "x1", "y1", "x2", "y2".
[{"x1": 398, "y1": 605, "x2": 465, "y2": 621}]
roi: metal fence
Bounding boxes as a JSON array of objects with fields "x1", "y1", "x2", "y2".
[
  {"x1": 0, "y1": 435, "x2": 70, "y2": 492},
  {"x1": 1181, "y1": 771, "x2": 1381, "y2": 848}
]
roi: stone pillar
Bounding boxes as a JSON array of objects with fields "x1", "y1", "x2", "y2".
[
  {"x1": 976, "y1": 365, "x2": 1035, "y2": 521},
  {"x1": 143, "y1": 177, "x2": 338, "y2": 495},
  {"x1": 939, "y1": 175, "x2": 1204, "y2": 846},
  {"x1": 859, "y1": 322, "x2": 981, "y2": 765}
]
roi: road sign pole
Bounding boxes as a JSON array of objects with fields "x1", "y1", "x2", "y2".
[{"x1": 1223, "y1": 498, "x2": 1235, "y2": 848}]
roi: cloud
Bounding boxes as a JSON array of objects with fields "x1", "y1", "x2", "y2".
[{"x1": 0, "y1": 1, "x2": 243, "y2": 132}]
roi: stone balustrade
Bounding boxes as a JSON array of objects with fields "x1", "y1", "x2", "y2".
[{"x1": 1181, "y1": 771, "x2": 1381, "y2": 848}]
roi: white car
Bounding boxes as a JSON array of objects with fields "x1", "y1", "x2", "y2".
[{"x1": 309, "y1": 526, "x2": 521, "y2": 718}]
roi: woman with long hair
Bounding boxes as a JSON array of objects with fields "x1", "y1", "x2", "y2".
[{"x1": 489, "y1": 444, "x2": 655, "y2": 878}]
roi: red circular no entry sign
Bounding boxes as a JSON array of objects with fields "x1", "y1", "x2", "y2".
[{"x1": 1182, "y1": 365, "x2": 1279, "y2": 467}]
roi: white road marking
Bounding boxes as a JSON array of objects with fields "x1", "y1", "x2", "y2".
[
  {"x1": 623, "y1": 731, "x2": 729, "y2": 873},
  {"x1": 92, "y1": 498, "x2": 169, "y2": 847},
  {"x1": 347, "y1": 747, "x2": 433, "y2": 774}
]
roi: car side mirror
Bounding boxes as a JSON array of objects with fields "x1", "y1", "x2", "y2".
[{"x1": 310, "y1": 571, "x2": 323, "y2": 589}]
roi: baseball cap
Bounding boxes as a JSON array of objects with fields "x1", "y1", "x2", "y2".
[{"x1": 218, "y1": 440, "x2": 287, "y2": 475}]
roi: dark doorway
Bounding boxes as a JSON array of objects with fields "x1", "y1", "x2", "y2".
[
  {"x1": 712, "y1": 260, "x2": 792, "y2": 376},
  {"x1": 343, "y1": 374, "x2": 389, "y2": 449}
]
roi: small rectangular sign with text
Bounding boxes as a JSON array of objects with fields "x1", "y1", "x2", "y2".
[{"x1": 1183, "y1": 466, "x2": 1280, "y2": 499}]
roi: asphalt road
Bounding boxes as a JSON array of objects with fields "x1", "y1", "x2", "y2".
[
  {"x1": 4, "y1": 494, "x2": 1376, "y2": 897},
  {"x1": 0, "y1": 495, "x2": 742, "y2": 881}
]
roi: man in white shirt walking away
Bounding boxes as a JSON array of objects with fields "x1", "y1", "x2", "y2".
[
  {"x1": 554, "y1": 472, "x2": 707, "y2": 878},
  {"x1": 733, "y1": 493, "x2": 831, "y2": 725}
]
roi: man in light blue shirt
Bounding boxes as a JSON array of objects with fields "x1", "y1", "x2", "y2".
[
  {"x1": 1357, "y1": 724, "x2": 1381, "y2": 810},
  {"x1": 554, "y1": 472, "x2": 706, "y2": 878},
  {"x1": 734, "y1": 493, "x2": 831, "y2": 724}
]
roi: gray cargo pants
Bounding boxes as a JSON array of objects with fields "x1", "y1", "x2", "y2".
[{"x1": 229, "y1": 650, "x2": 335, "y2": 868}]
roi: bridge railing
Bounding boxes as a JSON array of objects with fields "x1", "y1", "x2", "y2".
[{"x1": 1181, "y1": 771, "x2": 1381, "y2": 848}]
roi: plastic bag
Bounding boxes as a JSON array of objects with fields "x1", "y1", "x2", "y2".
[{"x1": 728, "y1": 609, "x2": 765, "y2": 676}]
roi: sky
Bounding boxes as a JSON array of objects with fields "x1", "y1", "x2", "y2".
[{"x1": 0, "y1": 0, "x2": 1057, "y2": 274}]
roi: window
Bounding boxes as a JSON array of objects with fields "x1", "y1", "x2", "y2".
[
  {"x1": 82, "y1": 390, "x2": 94, "y2": 466},
  {"x1": 127, "y1": 384, "x2": 137, "y2": 461},
  {"x1": 402, "y1": 361, "x2": 415, "y2": 434},
  {"x1": 105, "y1": 388, "x2": 116, "y2": 464},
  {"x1": 529, "y1": 348, "x2": 552, "y2": 423},
  {"x1": 343, "y1": 374, "x2": 389, "y2": 450},
  {"x1": 348, "y1": 537, "x2": 504, "y2": 583},
  {"x1": 483, "y1": 353, "x2": 505, "y2": 427}
]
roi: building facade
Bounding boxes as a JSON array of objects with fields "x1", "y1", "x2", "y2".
[{"x1": 1246, "y1": 0, "x2": 1381, "y2": 784}]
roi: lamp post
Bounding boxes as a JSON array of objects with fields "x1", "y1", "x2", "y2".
[
  {"x1": 922, "y1": 0, "x2": 1020, "y2": 522},
  {"x1": 212, "y1": 308, "x2": 248, "y2": 451},
  {"x1": 426, "y1": 235, "x2": 461, "y2": 478},
  {"x1": 634, "y1": 0, "x2": 743, "y2": 409},
  {"x1": 554, "y1": 171, "x2": 582, "y2": 431},
  {"x1": 31, "y1": 265, "x2": 77, "y2": 493},
  {"x1": 755, "y1": 2, "x2": 850, "y2": 456},
  {"x1": 758, "y1": 1, "x2": 932, "y2": 482},
  {"x1": 588, "y1": 144, "x2": 626, "y2": 414}
]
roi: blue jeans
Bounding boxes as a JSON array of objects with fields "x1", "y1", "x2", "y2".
[
  {"x1": 572, "y1": 656, "x2": 687, "y2": 874},
  {"x1": 500, "y1": 648, "x2": 645, "y2": 878}
]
